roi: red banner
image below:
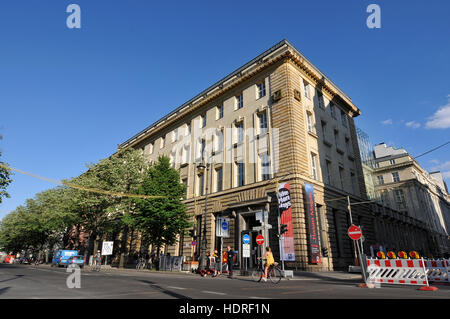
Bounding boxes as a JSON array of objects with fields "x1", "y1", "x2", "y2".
[{"x1": 278, "y1": 182, "x2": 295, "y2": 261}]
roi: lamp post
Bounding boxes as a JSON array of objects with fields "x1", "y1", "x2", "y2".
[{"x1": 197, "y1": 162, "x2": 210, "y2": 271}]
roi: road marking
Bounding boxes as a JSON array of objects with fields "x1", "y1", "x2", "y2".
[
  {"x1": 201, "y1": 291, "x2": 226, "y2": 295},
  {"x1": 281, "y1": 288, "x2": 333, "y2": 295},
  {"x1": 249, "y1": 296, "x2": 270, "y2": 299}
]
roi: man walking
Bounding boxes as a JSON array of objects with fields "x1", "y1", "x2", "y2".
[{"x1": 226, "y1": 246, "x2": 234, "y2": 278}]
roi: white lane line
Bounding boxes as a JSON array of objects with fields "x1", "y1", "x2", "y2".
[
  {"x1": 249, "y1": 296, "x2": 270, "y2": 299},
  {"x1": 201, "y1": 291, "x2": 227, "y2": 295}
]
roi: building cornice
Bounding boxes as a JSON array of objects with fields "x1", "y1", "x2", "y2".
[{"x1": 118, "y1": 40, "x2": 361, "y2": 151}]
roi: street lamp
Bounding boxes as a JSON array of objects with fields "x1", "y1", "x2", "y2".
[{"x1": 197, "y1": 162, "x2": 210, "y2": 271}]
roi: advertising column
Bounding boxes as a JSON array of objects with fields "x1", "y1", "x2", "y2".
[{"x1": 277, "y1": 183, "x2": 295, "y2": 261}]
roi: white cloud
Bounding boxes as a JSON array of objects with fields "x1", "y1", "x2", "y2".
[
  {"x1": 405, "y1": 121, "x2": 421, "y2": 129},
  {"x1": 443, "y1": 171, "x2": 450, "y2": 179},
  {"x1": 381, "y1": 119, "x2": 392, "y2": 125},
  {"x1": 425, "y1": 95, "x2": 450, "y2": 129}
]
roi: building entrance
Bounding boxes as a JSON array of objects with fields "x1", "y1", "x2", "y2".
[{"x1": 239, "y1": 211, "x2": 267, "y2": 270}]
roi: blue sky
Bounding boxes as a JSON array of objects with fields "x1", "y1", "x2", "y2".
[{"x1": 0, "y1": 0, "x2": 449, "y2": 219}]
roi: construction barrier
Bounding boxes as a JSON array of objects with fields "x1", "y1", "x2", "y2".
[
  {"x1": 366, "y1": 258, "x2": 429, "y2": 286},
  {"x1": 424, "y1": 259, "x2": 449, "y2": 283}
]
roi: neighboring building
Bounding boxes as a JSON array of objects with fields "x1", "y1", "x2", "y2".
[
  {"x1": 371, "y1": 143, "x2": 450, "y2": 257},
  {"x1": 116, "y1": 40, "x2": 427, "y2": 271},
  {"x1": 357, "y1": 131, "x2": 444, "y2": 257}
]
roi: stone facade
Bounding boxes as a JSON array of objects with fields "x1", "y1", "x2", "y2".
[{"x1": 117, "y1": 40, "x2": 418, "y2": 270}]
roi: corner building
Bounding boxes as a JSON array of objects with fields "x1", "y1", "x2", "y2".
[{"x1": 119, "y1": 40, "x2": 375, "y2": 271}]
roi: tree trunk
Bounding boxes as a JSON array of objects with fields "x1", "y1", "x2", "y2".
[{"x1": 119, "y1": 225, "x2": 129, "y2": 268}]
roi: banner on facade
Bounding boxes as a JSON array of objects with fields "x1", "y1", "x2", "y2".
[
  {"x1": 277, "y1": 182, "x2": 295, "y2": 261},
  {"x1": 304, "y1": 183, "x2": 321, "y2": 264}
]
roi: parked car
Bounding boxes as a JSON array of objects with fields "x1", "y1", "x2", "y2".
[
  {"x1": 4, "y1": 255, "x2": 15, "y2": 264},
  {"x1": 51, "y1": 250, "x2": 78, "y2": 267},
  {"x1": 66, "y1": 255, "x2": 85, "y2": 268}
]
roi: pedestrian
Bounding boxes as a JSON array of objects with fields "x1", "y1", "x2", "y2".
[
  {"x1": 212, "y1": 249, "x2": 220, "y2": 277},
  {"x1": 226, "y1": 246, "x2": 234, "y2": 278}
]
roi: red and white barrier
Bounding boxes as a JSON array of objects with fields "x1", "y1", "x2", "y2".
[
  {"x1": 366, "y1": 258, "x2": 429, "y2": 286},
  {"x1": 425, "y1": 259, "x2": 449, "y2": 283}
]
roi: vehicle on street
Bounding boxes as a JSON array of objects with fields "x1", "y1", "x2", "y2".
[
  {"x1": 66, "y1": 255, "x2": 85, "y2": 268},
  {"x1": 4, "y1": 255, "x2": 15, "y2": 264},
  {"x1": 51, "y1": 250, "x2": 78, "y2": 267}
]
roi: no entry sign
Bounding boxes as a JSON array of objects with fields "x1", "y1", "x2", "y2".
[
  {"x1": 348, "y1": 225, "x2": 362, "y2": 240},
  {"x1": 256, "y1": 234, "x2": 264, "y2": 245}
]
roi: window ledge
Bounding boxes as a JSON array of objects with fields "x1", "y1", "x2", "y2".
[
  {"x1": 323, "y1": 139, "x2": 332, "y2": 147},
  {"x1": 308, "y1": 131, "x2": 318, "y2": 139}
]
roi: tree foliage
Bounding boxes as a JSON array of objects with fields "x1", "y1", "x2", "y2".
[
  {"x1": 133, "y1": 155, "x2": 191, "y2": 255},
  {"x1": 0, "y1": 134, "x2": 12, "y2": 204}
]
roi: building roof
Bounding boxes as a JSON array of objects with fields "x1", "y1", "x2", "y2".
[{"x1": 119, "y1": 39, "x2": 359, "y2": 149}]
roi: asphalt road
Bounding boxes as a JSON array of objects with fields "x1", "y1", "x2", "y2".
[{"x1": 0, "y1": 263, "x2": 449, "y2": 299}]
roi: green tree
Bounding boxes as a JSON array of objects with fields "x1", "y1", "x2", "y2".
[
  {"x1": 0, "y1": 134, "x2": 12, "y2": 204},
  {"x1": 133, "y1": 155, "x2": 191, "y2": 261}
]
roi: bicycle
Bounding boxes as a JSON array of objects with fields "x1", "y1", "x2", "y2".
[
  {"x1": 136, "y1": 257, "x2": 147, "y2": 270},
  {"x1": 251, "y1": 258, "x2": 282, "y2": 284}
]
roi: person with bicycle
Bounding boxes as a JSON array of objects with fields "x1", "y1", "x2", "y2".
[
  {"x1": 95, "y1": 250, "x2": 102, "y2": 270},
  {"x1": 259, "y1": 246, "x2": 274, "y2": 282}
]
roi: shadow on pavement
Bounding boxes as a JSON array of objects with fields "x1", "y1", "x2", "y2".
[
  {"x1": 0, "y1": 287, "x2": 11, "y2": 296},
  {"x1": 138, "y1": 280, "x2": 192, "y2": 299},
  {"x1": 0, "y1": 275, "x2": 24, "y2": 283}
]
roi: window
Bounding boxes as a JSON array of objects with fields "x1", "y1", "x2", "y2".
[
  {"x1": 334, "y1": 130, "x2": 340, "y2": 147},
  {"x1": 339, "y1": 167, "x2": 345, "y2": 190},
  {"x1": 160, "y1": 136, "x2": 165, "y2": 148},
  {"x1": 182, "y1": 178, "x2": 188, "y2": 197},
  {"x1": 345, "y1": 137, "x2": 351, "y2": 154},
  {"x1": 392, "y1": 172, "x2": 400, "y2": 183},
  {"x1": 236, "y1": 122, "x2": 244, "y2": 144},
  {"x1": 330, "y1": 102, "x2": 336, "y2": 118},
  {"x1": 260, "y1": 153, "x2": 270, "y2": 181},
  {"x1": 216, "y1": 167, "x2": 223, "y2": 192},
  {"x1": 183, "y1": 145, "x2": 190, "y2": 164},
  {"x1": 257, "y1": 81, "x2": 266, "y2": 99},
  {"x1": 258, "y1": 112, "x2": 267, "y2": 134},
  {"x1": 236, "y1": 93, "x2": 243, "y2": 109},
  {"x1": 340, "y1": 110, "x2": 347, "y2": 127},
  {"x1": 172, "y1": 129, "x2": 178, "y2": 142},
  {"x1": 350, "y1": 172, "x2": 356, "y2": 194},
  {"x1": 317, "y1": 91, "x2": 324, "y2": 108},
  {"x1": 186, "y1": 123, "x2": 191, "y2": 136},
  {"x1": 149, "y1": 142, "x2": 154, "y2": 155},
  {"x1": 216, "y1": 129, "x2": 224, "y2": 153},
  {"x1": 307, "y1": 112, "x2": 314, "y2": 132},
  {"x1": 311, "y1": 153, "x2": 318, "y2": 180},
  {"x1": 389, "y1": 159, "x2": 396, "y2": 165},
  {"x1": 326, "y1": 160, "x2": 332, "y2": 185},
  {"x1": 394, "y1": 189, "x2": 406, "y2": 210},
  {"x1": 303, "y1": 80, "x2": 310, "y2": 99},
  {"x1": 217, "y1": 105, "x2": 223, "y2": 120},
  {"x1": 237, "y1": 162, "x2": 245, "y2": 187},
  {"x1": 201, "y1": 138, "x2": 206, "y2": 159},
  {"x1": 377, "y1": 175, "x2": 384, "y2": 185},
  {"x1": 321, "y1": 121, "x2": 327, "y2": 139},
  {"x1": 202, "y1": 113, "x2": 207, "y2": 128}
]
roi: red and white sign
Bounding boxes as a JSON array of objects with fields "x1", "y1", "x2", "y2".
[
  {"x1": 348, "y1": 225, "x2": 362, "y2": 240},
  {"x1": 256, "y1": 235, "x2": 264, "y2": 245}
]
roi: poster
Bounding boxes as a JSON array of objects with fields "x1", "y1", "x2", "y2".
[
  {"x1": 304, "y1": 183, "x2": 321, "y2": 264},
  {"x1": 277, "y1": 182, "x2": 295, "y2": 261}
]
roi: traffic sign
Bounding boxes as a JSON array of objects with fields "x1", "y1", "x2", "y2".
[
  {"x1": 101, "y1": 241, "x2": 113, "y2": 256},
  {"x1": 243, "y1": 234, "x2": 250, "y2": 244},
  {"x1": 242, "y1": 244, "x2": 250, "y2": 258},
  {"x1": 216, "y1": 217, "x2": 230, "y2": 238},
  {"x1": 191, "y1": 241, "x2": 197, "y2": 246},
  {"x1": 256, "y1": 234, "x2": 264, "y2": 245},
  {"x1": 348, "y1": 225, "x2": 362, "y2": 240}
]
